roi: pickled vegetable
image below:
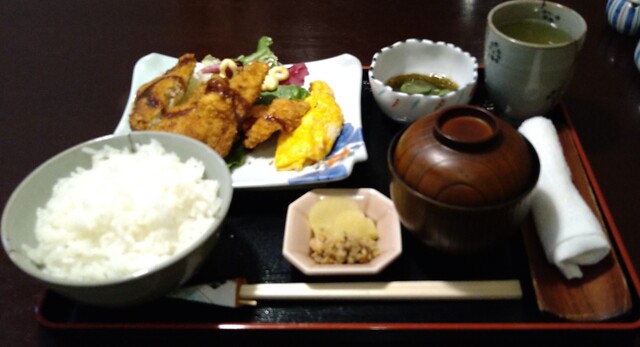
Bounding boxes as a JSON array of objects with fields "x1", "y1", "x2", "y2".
[{"x1": 387, "y1": 73, "x2": 458, "y2": 96}]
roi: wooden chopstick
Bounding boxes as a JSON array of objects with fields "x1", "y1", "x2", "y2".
[{"x1": 238, "y1": 280, "x2": 522, "y2": 301}]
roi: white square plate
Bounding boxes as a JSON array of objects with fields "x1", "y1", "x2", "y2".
[{"x1": 114, "y1": 53, "x2": 368, "y2": 189}]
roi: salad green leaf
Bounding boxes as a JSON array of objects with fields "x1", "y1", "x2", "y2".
[
  {"x1": 256, "y1": 85, "x2": 310, "y2": 105},
  {"x1": 237, "y1": 36, "x2": 279, "y2": 68},
  {"x1": 225, "y1": 143, "x2": 247, "y2": 170}
]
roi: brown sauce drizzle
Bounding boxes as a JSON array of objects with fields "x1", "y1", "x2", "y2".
[
  {"x1": 205, "y1": 77, "x2": 251, "y2": 124},
  {"x1": 138, "y1": 75, "x2": 185, "y2": 108}
]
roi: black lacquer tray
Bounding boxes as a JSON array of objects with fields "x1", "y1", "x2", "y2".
[{"x1": 35, "y1": 70, "x2": 640, "y2": 345}]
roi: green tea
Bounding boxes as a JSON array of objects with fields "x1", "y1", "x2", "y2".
[{"x1": 499, "y1": 20, "x2": 572, "y2": 45}]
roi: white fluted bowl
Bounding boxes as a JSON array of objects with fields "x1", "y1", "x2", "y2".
[{"x1": 369, "y1": 38, "x2": 478, "y2": 123}]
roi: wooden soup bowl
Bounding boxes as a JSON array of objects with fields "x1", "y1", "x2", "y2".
[{"x1": 388, "y1": 106, "x2": 540, "y2": 253}]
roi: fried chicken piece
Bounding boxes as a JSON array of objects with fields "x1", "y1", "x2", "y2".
[
  {"x1": 153, "y1": 78, "x2": 238, "y2": 156},
  {"x1": 230, "y1": 61, "x2": 269, "y2": 102},
  {"x1": 229, "y1": 61, "x2": 270, "y2": 119},
  {"x1": 129, "y1": 53, "x2": 196, "y2": 131},
  {"x1": 242, "y1": 98, "x2": 310, "y2": 149},
  {"x1": 152, "y1": 62, "x2": 269, "y2": 157}
]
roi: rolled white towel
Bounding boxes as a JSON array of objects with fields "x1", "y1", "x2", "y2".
[{"x1": 518, "y1": 116, "x2": 610, "y2": 279}]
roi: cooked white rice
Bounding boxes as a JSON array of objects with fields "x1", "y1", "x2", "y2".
[{"x1": 24, "y1": 139, "x2": 222, "y2": 282}]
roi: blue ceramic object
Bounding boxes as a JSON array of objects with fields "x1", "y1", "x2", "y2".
[
  {"x1": 607, "y1": 0, "x2": 640, "y2": 36},
  {"x1": 634, "y1": 39, "x2": 640, "y2": 71}
]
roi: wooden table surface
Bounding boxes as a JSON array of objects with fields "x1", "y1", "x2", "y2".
[{"x1": 2, "y1": 0, "x2": 640, "y2": 346}]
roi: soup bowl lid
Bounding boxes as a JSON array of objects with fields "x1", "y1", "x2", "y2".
[{"x1": 391, "y1": 105, "x2": 539, "y2": 206}]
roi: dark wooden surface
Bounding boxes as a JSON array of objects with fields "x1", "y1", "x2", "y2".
[{"x1": 2, "y1": 1, "x2": 640, "y2": 346}]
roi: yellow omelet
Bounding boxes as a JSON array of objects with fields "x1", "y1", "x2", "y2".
[{"x1": 275, "y1": 80, "x2": 344, "y2": 171}]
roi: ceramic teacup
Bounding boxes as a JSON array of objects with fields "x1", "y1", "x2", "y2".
[{"x1": 484, "y1": 0, "x2": 587, "y2": 121}]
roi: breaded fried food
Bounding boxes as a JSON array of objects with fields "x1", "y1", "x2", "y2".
[
  {"x1": 129, "y1": 53, "x2": 196, "y2": 131},
  {"x1": 229, "y1": 62, "x2": 270, "y2": 114},
  {"x1": 275, "y1": 81, "x2": 344, "y2": 171},
  {"x1": 242, "y1": 98, "x2": 310, "y2": 149},
  {"x1": 153, "y1": 78, "x2": 238, "y2": 156},
  {"x1": 151, "y1": 62, "x2": 269, "y2": 157}
]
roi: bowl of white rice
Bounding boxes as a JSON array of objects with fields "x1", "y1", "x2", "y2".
[{"x1": 1, "y1": 131, "x2": 233, "y2": 307}]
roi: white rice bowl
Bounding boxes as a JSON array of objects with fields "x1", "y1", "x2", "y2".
[
  {"x1": 1, "y1": 132, "x2": 233, "y2": 306},
  {"x1": 24, "y1": 140, "x2": 222, "y2": 282}
]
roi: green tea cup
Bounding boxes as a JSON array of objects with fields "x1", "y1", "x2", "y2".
[{"x1": 484, "y1": 0, "x2": 587, "y2": 121}]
